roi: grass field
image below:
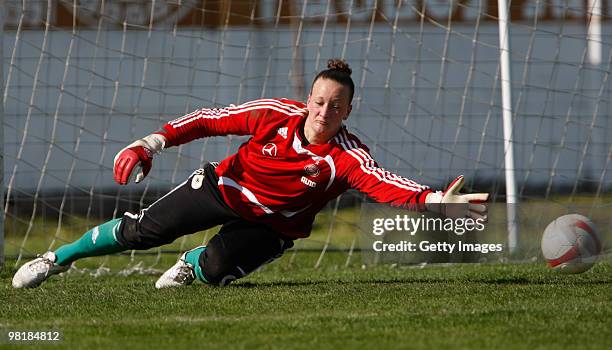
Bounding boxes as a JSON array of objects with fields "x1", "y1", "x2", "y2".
[
  {"x1": 2, "y1": 200, "x2": 611, "y2": 349},
  {"x1": 1, "y1": 252, "x2": 611, "y2": 349}
]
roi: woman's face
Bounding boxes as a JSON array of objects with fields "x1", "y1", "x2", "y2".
[{"x1": 304, "y1": 78, "x2": 352, "y2": 144}]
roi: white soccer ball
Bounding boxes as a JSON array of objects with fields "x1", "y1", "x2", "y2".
[{"x1": 541, "y1": 214, "x2": 602, "y2": 274}]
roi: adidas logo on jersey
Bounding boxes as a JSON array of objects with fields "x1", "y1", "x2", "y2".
[{"x1": 277, "y1": 127, "x2": 288, "y2": 139}]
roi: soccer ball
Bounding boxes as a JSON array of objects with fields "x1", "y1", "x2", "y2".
[{"x1": 541, "y1": 214, "x2": 602, "y2": 274}]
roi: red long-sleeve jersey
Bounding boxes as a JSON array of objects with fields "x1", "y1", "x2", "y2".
[{"x1": 159, "y1": 98, "x2": 432, "y2": 238}]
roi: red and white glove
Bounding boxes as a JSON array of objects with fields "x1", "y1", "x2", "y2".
[
  {"x1": 113, "y1": 134, "x2": 166, "y2": 185},
  {"x1": 425, "y1": 175, "x2": 489, "y2": 220}
]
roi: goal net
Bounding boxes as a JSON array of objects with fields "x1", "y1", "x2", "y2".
[{"x1": 3, "y1": 0, "x2": 611, "y2": 274}]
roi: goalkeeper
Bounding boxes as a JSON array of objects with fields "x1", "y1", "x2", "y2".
[{"x1": 12, "y1": 59, "x2": 488, "y2": 289}]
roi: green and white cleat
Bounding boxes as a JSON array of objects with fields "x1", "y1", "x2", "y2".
[
  {"x1": 155, "y1": 252, "x2": 196, "y2": 289},
  {"x1": 12, "y1": 252, "x2": 70, "y2": 288}
]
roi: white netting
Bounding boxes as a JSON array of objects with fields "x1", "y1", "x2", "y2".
[{"x1": 2, "y1": 0, "x2": 611, "y2": 270}]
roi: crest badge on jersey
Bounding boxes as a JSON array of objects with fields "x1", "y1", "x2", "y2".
[
  {"x1": 304, "y1": 163, "x2": 320, "y2": 177},
  {"x1": 262, "y1": 143, "x2": 278, "y2": 157}
]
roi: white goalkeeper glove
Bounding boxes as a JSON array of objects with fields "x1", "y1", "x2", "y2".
[
  {"x1": 425, "y1": 175, "x2": 489, "y2": 220},
  {"x1": 113, "y1": 133, "x2": 167, "y2": 185}
]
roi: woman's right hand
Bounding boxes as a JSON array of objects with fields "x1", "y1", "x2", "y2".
[{"x1": 113, "y1": 133, "x2": 166, "y2": 185}]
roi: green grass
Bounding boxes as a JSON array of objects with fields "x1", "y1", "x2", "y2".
[
  {"x1": 2, "y1": 199, "x2": 611, "y2": 349},
  {"x1": 1, "y1": 253, "x2": 611, "y2": 349}
]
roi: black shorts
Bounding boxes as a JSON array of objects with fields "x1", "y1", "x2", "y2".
[{"x1": 114, "y1": 163, "x2": 294, "y2": 283}]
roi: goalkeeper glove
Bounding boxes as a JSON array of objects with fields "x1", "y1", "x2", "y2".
[
  {"x1": 113, "y1": 133, "x2": 166, "y2": 185},
  {"x1": 425, "y1": 175, "x2": 489, "y2": 220}
]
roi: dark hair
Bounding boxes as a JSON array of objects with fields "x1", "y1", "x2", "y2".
[{"x1": 311, "y1": 59, "x2": 355, "y2": 102}]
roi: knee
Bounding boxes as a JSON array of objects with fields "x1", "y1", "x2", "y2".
[{"x1": 199, "y1": 240, "x2": 241, "y2": 286}]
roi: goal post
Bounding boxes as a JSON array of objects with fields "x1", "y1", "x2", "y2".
[{"x1": 497, "y1": 0, "x2": 519, "y2": 255}]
